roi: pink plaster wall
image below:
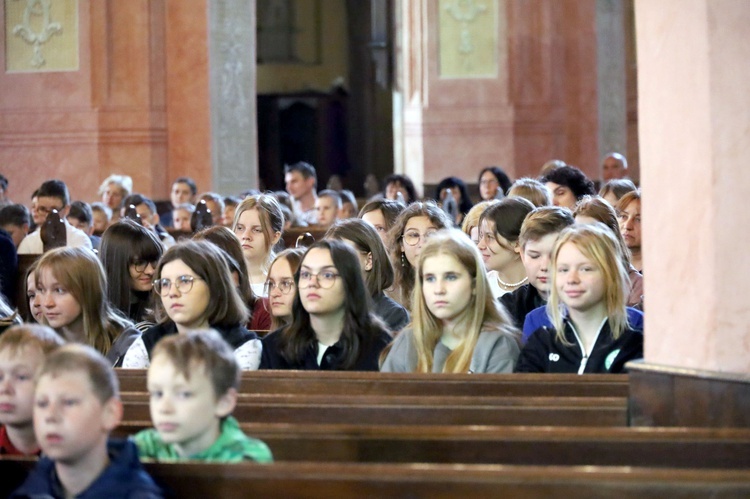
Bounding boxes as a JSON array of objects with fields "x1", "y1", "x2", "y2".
[
  {"x1": 399, "y1": 0, "x2": 600, "y2": 187},
  {"x1": 164, "y1": 0, "x2": 211, "y2": 195},
  {"x1": 0, "y1": 0, "x2": 209, "y2": 206},
  {"x1": 636, "y1": 0, "x2": 750, "y2": 373}
]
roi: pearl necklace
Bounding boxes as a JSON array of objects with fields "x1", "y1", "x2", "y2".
[{"x1": 497, "y1": 274, "x2": 528, "y2": 289}]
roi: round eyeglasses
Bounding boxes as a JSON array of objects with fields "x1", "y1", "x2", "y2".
[
  {"x1": 402, "y1": 229, "x2": 437, "y2": 247},
  {"x1": 298, "y1": 270, "x2": 339, "y2": 289},
  {"x1": 153, "y1": 275, "x2": 201, "y2": 296},
  {"x1": 264, "y1": 279, "x2": 295, "y2": 295}
]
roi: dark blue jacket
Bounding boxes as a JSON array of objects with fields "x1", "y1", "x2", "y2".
[
  {"x1": 515, "y1": 318, "x2": 643, "y2": 374},
  {"x1": 11, "y1": 439, "x2": 162, "y2": 498}
]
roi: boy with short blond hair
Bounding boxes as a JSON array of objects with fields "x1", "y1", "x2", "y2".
[
  {"x1": 135, "y1": 329, "x2": 272, "y2": 462},
  {"x1": 500, "y1": 207, "x2": 574, "y2": 333},
  {"x1": 12, "y1": 344, "x2": 162, "y2": 498},
  {"x1": 0, "y1": 324, "x2": 64, "y2": 456}
]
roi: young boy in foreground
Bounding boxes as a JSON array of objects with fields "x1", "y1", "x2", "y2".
[
  {"x1": 12, "y1": 344, "x2": 162, "y2": 498},
  {"x1": 135, "y1": 329, "x2": 273, "y2": 462},
  {"x1": 0, "y1": 325, "x2": 64, "y2": 455}
]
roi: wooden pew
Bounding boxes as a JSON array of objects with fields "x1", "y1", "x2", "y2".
[
  {"x1": 116, "y1": 370, "x2": 630, "y2": 397},
  {"x1": 119, "y1": 391, "x2": 626, "y2": 408},
  {"x1": 112, "y1": 422, "x2": 750, "y2": 469},
  {"x1": 5, "y1": 458, "x2": 750, "y2": 498},
  {"x1": 120, "y1": 397, "x2": 627, "y2": 426}
]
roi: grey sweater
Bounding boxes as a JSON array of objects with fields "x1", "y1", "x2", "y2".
[{"x1": 381, "y1": 327, "x2": 520, "y2": 373}]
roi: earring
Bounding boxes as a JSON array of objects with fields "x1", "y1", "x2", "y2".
[{"x1": 401, "y1": 252, "x2": 406, "y2": 267}]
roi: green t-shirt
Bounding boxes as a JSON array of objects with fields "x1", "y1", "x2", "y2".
[{"x1": 133, "y1": 416, "x2": 273, "y2": 463}]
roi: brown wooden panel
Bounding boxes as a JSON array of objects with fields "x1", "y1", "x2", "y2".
[
  {"x1": 629, "y1": 361, "x2": 750, "y2": 427},
  {"x1": 117, "y1": 370, "x2": 630, "y2": 397},
  {"x1": 112, "y1": 422, "x2": 750, "y2": 468},
  {"x1": 6, "y1": 458, "x2": 750, "y2": 499}
]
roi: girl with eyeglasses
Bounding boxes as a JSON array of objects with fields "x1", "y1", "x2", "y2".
[
  {"x1": 325, "y1": 219, "x2": 410, "y2": 333},
  {"x1": 34, "y1": 247, "x2": 139, "y2": 366},
  {"x1": 122, "y1": 240, "x2": 261, "y2": 370},
  {"x1": 260, "y1": 240, "x2": 391, "y2": 371},
  {"x1": 387, "y1": 202, "x2": 453, "y2": 311},
  {"x1": 232, "y1": 194, "x2": 284, "y2": 297},
  {"x1": 264, "y1": 248, "x2": 305, "y2": 331},
  {"x1": 382, "y1": 230, "x2": 520, "y2": 373},
  {"x1": 99, "y1": 218, "x2": 164, "y2": 328},
  {"x1": 477, "y1": 197, "x2": 536, "y2": 298}
]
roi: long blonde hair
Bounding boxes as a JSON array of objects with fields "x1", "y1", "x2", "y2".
[
  {"x1": 411, "y1": 230, "x2": 518, "y2": 373},
  {"x1": 35, "y1": 247, "x2": 132, "y2": 355},
  {"x1": 547, "y1": 224, "x2": 629, "y2": 345}
]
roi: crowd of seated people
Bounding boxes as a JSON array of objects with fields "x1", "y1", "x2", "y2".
[{"x1": 0, "y1": 155, "x2": 645, "y2": 494}]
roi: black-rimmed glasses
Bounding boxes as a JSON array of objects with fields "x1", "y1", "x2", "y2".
[{"x1": 131, "y1": 259, "x2": 158, "y2": 274}]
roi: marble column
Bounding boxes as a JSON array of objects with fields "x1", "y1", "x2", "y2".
[
  {"x1": 208, "y1": 0, "x2": 259, "y2": 194},
  {"x1": 596, "y1": 0, "x2": 627, "y2": 175}
]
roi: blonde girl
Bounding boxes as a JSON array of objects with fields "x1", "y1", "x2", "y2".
[
  {"x1": 232, "y1": 194, "x2": 284, "y2": 297},
  {"x1": 382, "y1": 230, "x2": 520, "y2": 373},
  {"x1": 573, "y1": 196, "x2": 643, "y2": 308},
  {"x1": 35, "y1": 247, "x2": 139, "y2": 366},
  {"x1": 515, "y1": 224, "x2": 644, "y2": 374}
]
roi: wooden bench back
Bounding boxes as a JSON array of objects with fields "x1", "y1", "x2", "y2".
[
  {"x1": 111, "y1": 422, "x2": 750, "y2": 468},
  {"x1": 117, "y1": 370, "x2": 629, "y2": 397},
  {"x1": 5, "y1": 458, "x2": 750, "y2": 498}
]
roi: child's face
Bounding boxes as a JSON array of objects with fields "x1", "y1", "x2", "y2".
[
  {"x1": 362, "y1": 209, "x2": 388, "y2": 244},
  {"x1": 338, "y1": 202, "x2": 356, "y2": 220},
  {"x1": 0, "y1": 346, "x2": 44, "y2": 427},
  {"x1": 66, "y1": 216, "x2": 91, "y2": 234},
  {"x1": 159, "y1": 259, "x2": 210, "y2": 331},
  {"x1": 477, "y1": 220, "x2": 519, "y2": 272},
  {"x1": 315, "y1": 197, "x2": 338, "y2": 227},
  {"x1": 400, "y1": 216, "x2": 437, "y2": 267},
  {"x1": 266, "y1": 258, "x2": 296, "y2": 319},
  {"x1": 555, "y1": 242, "x2": 606, "y2": 314},
  {"x1": 234, "y1": 208, "x2": 269, "y2": 262},
  {"x1": 521, "y1": 233, "x2": 560, "y2": 298},
  {"x1": 34, "y1": 370, "x2": 117, "y2": 464},
  {"x1": 92, "y1": 210, "x2": 109, "y2": 234},
  {"x1": 38, "y1": 268, "x2": 83, "y2": 331},
  {"x1": 129, "y1": 259, "x2": 158, "y2": 293},
  {"x1": 26, "y1": 273, "x2": 44, "y2": 323},
  {"x1": 421, "y1": 253, "x2": 473, "y2": 326},
  {"x1": 222, "y1": 205, "x2": 236, "y2": 228},
  {"x1": 147, "y1": 355, "x2": 229, "y2": 457},
  {"x1": 171, "y1": 182, "x2": 194, "y2": 208},
  {"x1": 173, "y1": 209, "x2": 192, "y2": 231},
  {"x1": 298, "y1": 248, "x2": 346, "y2": 316}
]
